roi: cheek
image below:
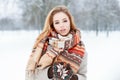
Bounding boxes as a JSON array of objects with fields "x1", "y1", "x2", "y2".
[
  {"x1": 65, "y1": 22, "x2": 70, "y2": 30},
  {"x1": 53, "y1": 25, "x2": 60, "y2": 32}
]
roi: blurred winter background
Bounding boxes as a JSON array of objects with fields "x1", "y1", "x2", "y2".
[{"x1": 0, "y1": 0, "x2": 120, "y2": 80}]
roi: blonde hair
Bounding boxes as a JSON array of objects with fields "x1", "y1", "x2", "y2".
[{"x1": 33, "y1": 5, "x2": 78, "y2": 48}]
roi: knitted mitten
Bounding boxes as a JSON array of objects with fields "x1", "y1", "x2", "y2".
[{"x1": 47, "y1": 62, "x2": 78, "y2": 80}]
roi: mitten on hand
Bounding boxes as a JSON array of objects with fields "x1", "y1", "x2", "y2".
[
  {"x1": 47, "y1": 66, "x2": 53, "y2": 79},
  {"x1": 47, "y1": 62, "x2": 78, "y2": 80},
  {"x1": 70, "y1": 75, "x2": 78, "y2": 80}
]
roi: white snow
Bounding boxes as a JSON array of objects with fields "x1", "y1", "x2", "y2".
[{"x1": 0, "y1": 30, "x2": 120, "y2": 80}]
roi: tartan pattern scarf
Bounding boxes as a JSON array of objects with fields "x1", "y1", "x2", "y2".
[{"x1": 26, "y1": 30, "x2": 85, "y2": 80}]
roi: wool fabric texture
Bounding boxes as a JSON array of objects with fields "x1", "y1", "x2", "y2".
[{"x1": 26, "y1": 30, "x2": 85, "y2": 80}]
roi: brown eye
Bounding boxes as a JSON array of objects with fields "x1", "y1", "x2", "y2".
[
  {"x1": 63, "y1": 20, "x2": 67, "y2": 22},
  {"x1": 55, "y1": 22, "x2": 59, "y2": 24}
]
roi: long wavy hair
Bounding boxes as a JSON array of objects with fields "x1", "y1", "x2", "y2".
[{"x1": 33, "y1": 5, "x2": 78, "y2": 48}]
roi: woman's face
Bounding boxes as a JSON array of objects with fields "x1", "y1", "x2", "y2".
[{"x1": 53, "y1": 12, "x2": 70, "y2": 36}]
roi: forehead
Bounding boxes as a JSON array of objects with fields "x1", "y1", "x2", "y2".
[{"x1": 53, "y1": 12, "x2": 69, "y2": 21}]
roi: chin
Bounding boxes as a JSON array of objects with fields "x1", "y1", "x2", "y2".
[{"x1": 60, "y1": 33, "x2": 68, "y2": 36}]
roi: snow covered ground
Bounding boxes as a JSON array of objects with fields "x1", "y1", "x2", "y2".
[{"x1": 0, "y1": 30, "x2": 120, "y2": 80}]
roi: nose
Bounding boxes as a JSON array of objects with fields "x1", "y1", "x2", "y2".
[{"x1": 60, "y1": 23, "x2": 64, "y2": 29}]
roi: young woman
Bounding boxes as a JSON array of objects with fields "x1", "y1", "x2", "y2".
[{"x1": 26, "y1": 5, "x2": 87, "y2": 80}]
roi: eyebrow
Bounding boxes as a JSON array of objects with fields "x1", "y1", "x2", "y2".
[
  {"x1": 54, "y1": 20, "x2": 59, "y2": 22},
  {"x1": 62, "y1": 18, "x2": 67, "y2": 20},
  {"x1": 54, "y1": 18, "x2": 67, "y2": 22}
]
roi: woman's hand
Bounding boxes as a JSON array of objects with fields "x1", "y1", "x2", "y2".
[{"x1": 47, "y1": 62, "x2": 78, "y2": 80}]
